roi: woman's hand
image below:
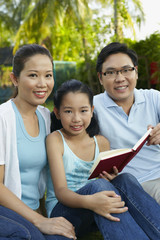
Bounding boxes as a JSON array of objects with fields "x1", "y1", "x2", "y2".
[
  {"x1": 35, "y1": 216, "x2": 76, "y2": 239},
  {"x1": 88, "y1": 191, "x2": 128, "y2": 222},
  {"x1": 99, "y1": 166, "x2": 118, "y2": 181}
]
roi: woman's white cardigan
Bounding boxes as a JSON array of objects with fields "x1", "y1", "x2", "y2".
[{"x1": 0, "y1": 100, "x2": 51, "y2": 199}]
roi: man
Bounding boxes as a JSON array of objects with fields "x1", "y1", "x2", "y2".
[{"x1": 94, "y1": 42, "x2": 160, "y2": 204}]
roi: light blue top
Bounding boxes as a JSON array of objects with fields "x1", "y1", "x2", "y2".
[
  {"x1": 93, "y1": 88, "x2": 160, "y2": 183},
  {"x1": 12, "y1": 101, "x2": 47, "y2": 210},
  {"x1": 46, "y1": 130, "x2": 100, "y2": 217}
]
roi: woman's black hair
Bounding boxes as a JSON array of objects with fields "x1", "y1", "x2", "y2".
[
  {"x1": 51, "y1": 79, "x2": 99, "y2": 137},
  {"x1": 12, "y1": 44, "x2": 53, "y2": 97},
  {"x1": 12, "y1": 43, "x2": 53, "y2": 77}
]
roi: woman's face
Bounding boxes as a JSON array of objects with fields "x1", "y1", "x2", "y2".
[{"x1": 11, "y1": 54, "x2": 54, "y2": 107}]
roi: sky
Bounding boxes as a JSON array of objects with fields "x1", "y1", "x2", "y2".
[{"x1": 135, "y1": 0, "x2": 160, "y2": 40}]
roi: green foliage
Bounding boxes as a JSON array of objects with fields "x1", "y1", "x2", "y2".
[
  {"x1": 44, "y1": 100, "x2": 53, "y2": 112},
  {"x1": 0, "y1": 66, "x2": 12, "y2": 86},
  {"x1": 12, "y1": 0, "x2": 94, "y2": 56},
  {"x1": 0, "y1": 0, "x2": 154, "y2": 92},
  {"x1": 96, "y1": 0, "x2": 145, "y2": 42},
  {"x1": 53, "y1": 61, "x2": 77, "y2": 90},
  {"x1": 0, "y1": 0, "x2": 33, "y2": 46},
  {"x1": 130, "y1": 32, "x2": 160, "y2": 89},
  {"x1": 133, "y1": 32, "x2": 160, "y2": 62},
  {"x1": 0, "y1": 0, "x2": 144, "y2": 56},
  {"x1": 76, "y1": 32, "x2": 160, "y2": 93},
  {"x1": 75, "y1": 59, "x2": 102, "y2": 94}
]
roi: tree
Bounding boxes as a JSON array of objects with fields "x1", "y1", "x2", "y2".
[
  {"x1": 131, "y1": 32, "x2": 160, "y2": 89},
  {"x1": 0, "y1": 0, "x2": 145, "y2": 92},
  {"x1": 0, "y1": 0, "x2": 33, "y2": 45},
  {"x1": 0, "y1": 0, "x2": 145, "y2": 53},
  {"x1": 11, "y1": 1, "x2": 92, "y2": 54},
  {"x1": 95, "y1": 0, "x2": 145, "y2": 41},
  {"x1": 10, "y1": 0, "x2": 105, "y2": 89}
]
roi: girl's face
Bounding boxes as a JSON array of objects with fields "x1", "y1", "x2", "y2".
[
  {"x1": 11, "y1": 54, "x2": 54, "y2": 107},
  {"x1": 56, "y1": 92, "x2": 94, "y2": 136}
]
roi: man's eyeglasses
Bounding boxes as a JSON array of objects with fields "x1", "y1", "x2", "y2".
[{"x1": 100, "y1": 67, "x2": 136, "y2": 80}]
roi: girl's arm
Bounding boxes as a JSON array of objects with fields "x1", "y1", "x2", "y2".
[
  {"x1": 0, "y1": 166, "x2": 75, "y2": 238},
  {"x1": 46, "y1": 132, "x2": 128, "y2": 222}
]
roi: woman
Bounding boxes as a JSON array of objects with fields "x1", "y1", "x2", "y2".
[{"x1": 0, "y1": 44, "x2": 75, "y2": 240}]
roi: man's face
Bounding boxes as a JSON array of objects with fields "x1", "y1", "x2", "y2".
[{"x1": 98, "y1": 53, "x2": 138, "y2": 106}]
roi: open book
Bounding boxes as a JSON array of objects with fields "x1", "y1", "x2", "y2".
[{"x1": 88, "y1": 128, "x2": 152, "y2": 180}]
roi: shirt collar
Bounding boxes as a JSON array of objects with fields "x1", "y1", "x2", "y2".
[
  {"x1": 134, "y1": 88, "x2": 145, "y2": 104},
  {"x1": 103, "y1": 88, "x2": 145, "y2": 108}
]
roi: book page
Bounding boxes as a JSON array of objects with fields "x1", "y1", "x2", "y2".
[
  {"x1": 90, "y1": 148, "x2": 131, "y2": 173},
  {"x1": 132, "y1": 128, "x2": 152, "y2": 151},
  {"x1": 89, "y1": 129, "x2": 152, "y2": 179}
]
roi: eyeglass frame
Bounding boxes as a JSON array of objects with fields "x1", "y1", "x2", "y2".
[{"x1": 100, "y1": 67, "x2": 136, "y2": 78}]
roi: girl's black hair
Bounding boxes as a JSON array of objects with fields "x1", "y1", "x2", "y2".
[{"x1": 51, "y1": 79, "x2": 99, "y2": 137}]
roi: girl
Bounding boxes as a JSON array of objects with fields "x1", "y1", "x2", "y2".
[
  {"x1": 46, "y1": 79, "x2": 160, "y2": 240},
  {"x1": 0, "y1": 44, "x2": 75, "y2": 240}
]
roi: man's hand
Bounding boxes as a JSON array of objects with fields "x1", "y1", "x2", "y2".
[{"x1": 147, "y1": 124, "x2": 160, "y2": 145}]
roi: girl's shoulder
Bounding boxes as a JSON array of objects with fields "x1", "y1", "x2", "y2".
[
  {"x1": 96, "y1": 135, "x2": 110, "y2": 152},
  {"x1": 46, "y1": 130, "x2": 64, "y2": 154},
  {"x1": 47, "y1": 130, "x2": 62, "y2": 141}
]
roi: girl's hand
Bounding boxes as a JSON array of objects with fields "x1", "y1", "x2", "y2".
[
  {"x1": 147, "y1": 124, "x2": 160, "y2": 145},
  {"x1": 99, "y1": 166, "x2": 118, "y2": 181},
  {"x1": 88, "y1": 191, "x2": 128, "y2": 222},
  {"x1": 35, "y1": 216, "x2": 76, "y2": 239}
]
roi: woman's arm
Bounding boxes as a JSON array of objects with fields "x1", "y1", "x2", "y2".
[
  {"x1": 0, "y1": 165, "x2": 75, "y2": 238},
  {"x1": 46, "y1": 132, "x2": 128, "y2": 222}
]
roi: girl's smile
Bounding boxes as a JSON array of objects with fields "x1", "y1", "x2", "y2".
[{"x1": 56, "y1": 92, "x2": 94, "y2": 136}]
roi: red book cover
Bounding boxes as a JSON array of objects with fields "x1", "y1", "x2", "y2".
[{"x1": 88, "y1": 128, "x2": 152, "y2": 180}]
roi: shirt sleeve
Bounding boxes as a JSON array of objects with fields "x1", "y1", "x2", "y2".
[
  {"x1": 151, "y1": 89, "x2": 160, "y2": 121},
  {"x1": 0, "y1": 115, "x2": 6, "y2": 165}
]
